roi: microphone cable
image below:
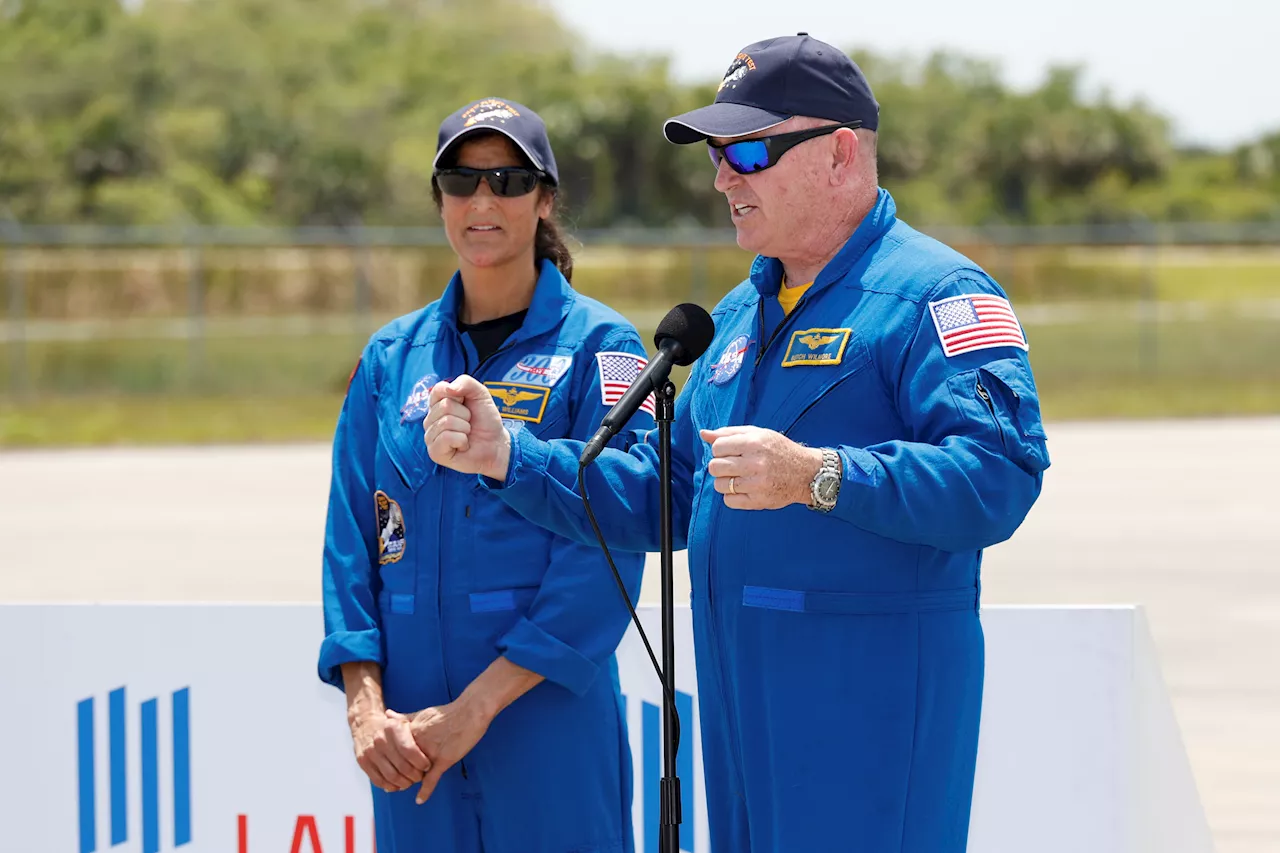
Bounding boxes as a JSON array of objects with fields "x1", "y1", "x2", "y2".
[{"x1": 577, "y1": 461, "x2": 681, "y2": 761}]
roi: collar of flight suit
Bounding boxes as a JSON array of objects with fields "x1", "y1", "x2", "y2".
[{"x1": 413, "y1": 257, "x2": 576, "y2": 348}]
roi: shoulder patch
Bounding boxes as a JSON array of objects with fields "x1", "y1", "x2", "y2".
[
  {"x1": 928, "y1": 294, "x2": 1028, "y2": 357},
  {"x1": 595, "y1": 351, "x2": 655, "y2": 416}
]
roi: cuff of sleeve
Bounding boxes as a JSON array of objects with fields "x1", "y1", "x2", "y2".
[
  {"x1": 835, "y1": 446, "x2": 880, "y2": 510},
  {"x1": 497, "y1": 617, "x2": 600, "y2": 698},
  {"x1": 480, "y1": 426, "x2": 550, "y2": 492},
  {"x1": 317, "y1": 629, "x2": 383, "y2": 690}
]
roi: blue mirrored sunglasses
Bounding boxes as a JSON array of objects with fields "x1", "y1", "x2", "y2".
[{"x1": 708, "y1": 120, "x2": 863, "y2": 175}]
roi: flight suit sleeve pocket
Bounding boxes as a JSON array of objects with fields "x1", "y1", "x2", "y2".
[{"x1": 948, "y1": 359, "x2": 1050, "y2": 476}]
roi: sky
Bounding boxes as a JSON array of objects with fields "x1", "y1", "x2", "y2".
[{"x1": 547, "y1": 0, "x2": 1279, "y2": 150}]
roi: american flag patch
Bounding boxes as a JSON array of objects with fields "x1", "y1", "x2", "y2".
[
  {"x1": 928, "y1": 294, "x2": 1028, "y2": 357},
  {"x1": 595, "y1": 351, "x2": 655, "y2": 416}
]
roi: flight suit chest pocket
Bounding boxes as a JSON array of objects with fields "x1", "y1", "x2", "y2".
[
  {"x1": 464, "y1": 384, "x2": 567, "y2": 592},
  {"x1": 463, "y1": 486, "x2": 552, "y2": 591},
  {"x1": 692, "y1": 328, "x2": 756, "y2": 433},
  {"x1": 377, "y1": 384, "x2": 435, "y2": 492},
  {"x1": 772, "y1": 331, "x2": 876, "y2": 435},
  {"x1": 691, "y1": 376, "x2": 738, "y2": 435}
]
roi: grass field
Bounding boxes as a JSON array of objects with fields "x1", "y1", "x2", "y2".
[
  {"x1": 2, "y1": 243, "x2": 1278, "y2": 446},
  {"x1": 3, "y1": 301, "x2": 1278, "y2": 447}
]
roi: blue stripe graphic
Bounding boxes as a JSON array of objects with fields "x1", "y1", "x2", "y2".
[
  {"x1": 173, "y1": 688, "x2": 192, "y2": 846},
  {"x1": 641, "y1": 692, "x2": 696, "y2": 853},
  {"x1": 643, "y1": 701, "x2": 660, "y2": 853},
  {"x1": 109, "y1": 687, "x2": 127, "y2": 845},
  {"x1": 77, "y1": 698, "x2": 96, "y2": 853},
  {"x1": 141, "y1": 699, "x2": 159, "y2": 853}
]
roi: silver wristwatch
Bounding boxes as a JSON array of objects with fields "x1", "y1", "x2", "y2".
[{"x1": 808, "y1": 448, "x2": 842, "y2": 512}]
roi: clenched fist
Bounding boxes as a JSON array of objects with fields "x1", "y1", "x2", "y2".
[{"x1": 424, "y1": 376, "x2": 511, "y2": 481}]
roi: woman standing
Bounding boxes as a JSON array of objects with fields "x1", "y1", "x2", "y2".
[{"x1": 319, "y1": 98, "x2": 652, "y2": 853}]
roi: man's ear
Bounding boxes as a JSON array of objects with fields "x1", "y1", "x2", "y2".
[{"x1": 830, "y1": 128, "x2": 860, "y2": 184}]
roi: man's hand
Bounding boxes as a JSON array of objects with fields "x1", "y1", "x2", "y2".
[
  {"x1": 392, "y1": 700, "x2": 492, "y2": 804},
  {"x1": 700, "y1": 426, "x2": 825, "y2": 510},
  {"x1": 423, "y1": 376, "x2": 511, "y2": 480},
  {"x1": 348, "y1": 710, "x2": 432, "y2": 793}
]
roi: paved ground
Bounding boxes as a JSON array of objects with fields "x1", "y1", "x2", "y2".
[{"x1": 3, "y1": 418, "x2": 1278, "y2": 853}]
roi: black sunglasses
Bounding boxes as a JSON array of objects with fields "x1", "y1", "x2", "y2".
[
  {"x1": 434, "y1": 166, "x2": 548, "y2": 198},
  {"x1": 708, "y1": 120, "x2": 863, "y2": 175}
]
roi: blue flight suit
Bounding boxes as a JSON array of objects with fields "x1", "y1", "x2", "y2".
[
  {"x1": 482, "y1": 190, "x2": 1051, "y2": 852},
  {"x1": 318, "y1": 259, "x2": 653, "y2": 853}
]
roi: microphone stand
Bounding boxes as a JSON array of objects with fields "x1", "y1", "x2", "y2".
[{"x1": 656, "y1": 378, "x2": 681, "y2": 853}]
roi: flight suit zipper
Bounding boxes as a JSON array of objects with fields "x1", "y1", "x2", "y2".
[
  {"x1": 753, "y1": 287, "x2": 814, "y2": 367},
  {"x1": 433, "y1": 475, "x2": 470, "y2": 779},
  {"x1": 439, "y1": 328, "x2": 524, "y2": 781},
  {"x1": 976, "y1": 379, "x2": 994, "y2": 415},
  {"x1": 700, "y1": 342, "x2": 753, "y2": 814},
  {"x1": 976, "y1": 379, "x2": 1001, "y2": 445},
  {"x1": 699, "y1": 494, "x2": 749, "y2": 813}
]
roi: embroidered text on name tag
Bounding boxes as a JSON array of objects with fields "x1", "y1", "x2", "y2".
[
  {"x1": 781, "y1": 328, "x2": 852, "y2": 366},
  {"x1": 485, "y1": 382, "x2": 551, "y2": 423}
]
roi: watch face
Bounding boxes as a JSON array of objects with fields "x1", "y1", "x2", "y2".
[{"x1": 818, "y1": 475, "x2": 840, "y2": 504}]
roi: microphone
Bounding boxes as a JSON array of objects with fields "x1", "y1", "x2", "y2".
[{"x1": 579, "y1": 303, "x2": 716, "y2": 468}]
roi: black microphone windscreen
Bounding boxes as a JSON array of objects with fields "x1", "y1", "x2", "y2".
[{"x1": 654, "y1": 303, "x2": 715, "y2": 366}]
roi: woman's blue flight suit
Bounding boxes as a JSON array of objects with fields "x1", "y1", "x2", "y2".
[{"x1": 319, "y1": 258, "x2": 653, "y2": 853}]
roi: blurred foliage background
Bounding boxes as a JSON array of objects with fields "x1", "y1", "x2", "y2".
[
  {"x1": 2, "y1": 0, "x2": 1278, "y2": 227},
  {"x1": 1, "y1": 0, "x2": 1278, "y2": 445}
]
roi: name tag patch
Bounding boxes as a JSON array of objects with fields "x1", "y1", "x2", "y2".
[
  {"x1": 781, "y1": 328, "x2": 852, "y2": 366},
  {"x1": 503, "y1": 354, "x2": 572, "y2": 387},
  {"x1": 485, "y1": 382, "x2": 551, "y2": 423}
]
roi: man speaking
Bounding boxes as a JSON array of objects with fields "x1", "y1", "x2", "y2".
[{"x1": 423, "y1": 33, "x2": 1050, "y2": 853}]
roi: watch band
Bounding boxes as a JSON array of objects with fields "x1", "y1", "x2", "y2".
[{"x1": 809, "y1": 448, "x2": 842, "y2": 512}]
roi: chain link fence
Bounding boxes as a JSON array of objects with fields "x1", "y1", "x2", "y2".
[{"x1": 2, "y1": 222, "x2": 1279, "y2": 417}]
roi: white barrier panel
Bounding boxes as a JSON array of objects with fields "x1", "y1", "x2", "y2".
[{"x1": 0, "y1": 604, "x2": 1211, "y2": 853}]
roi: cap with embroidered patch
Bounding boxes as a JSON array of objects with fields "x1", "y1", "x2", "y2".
[
  {"x1": 664, "y1": 33, "x2": 879, "y2": 144},
  {"x1": 434, "y1": 97, "x2": 559, "y2": 185}
]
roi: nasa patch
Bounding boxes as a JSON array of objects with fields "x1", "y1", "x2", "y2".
[
  {"x1": 503, "y1": 354, "x2": 572, "y2": 388},
  {"x1": 400, "y1": 373, "x2": 440, "y2": 424},
  {"x1": 708, "y1": 335, "x2": 751, "y2": 385},
  {"x1": 375, "y1": 490, "x2": 406, "y2": 565}
]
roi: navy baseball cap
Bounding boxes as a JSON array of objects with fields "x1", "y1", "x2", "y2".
[
  {"x1": 434, "y1": 97, "x2": 559, "y2": 185},
  {"x1": 663, "y1": 33, "x2": 879, "y2": 144}
]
